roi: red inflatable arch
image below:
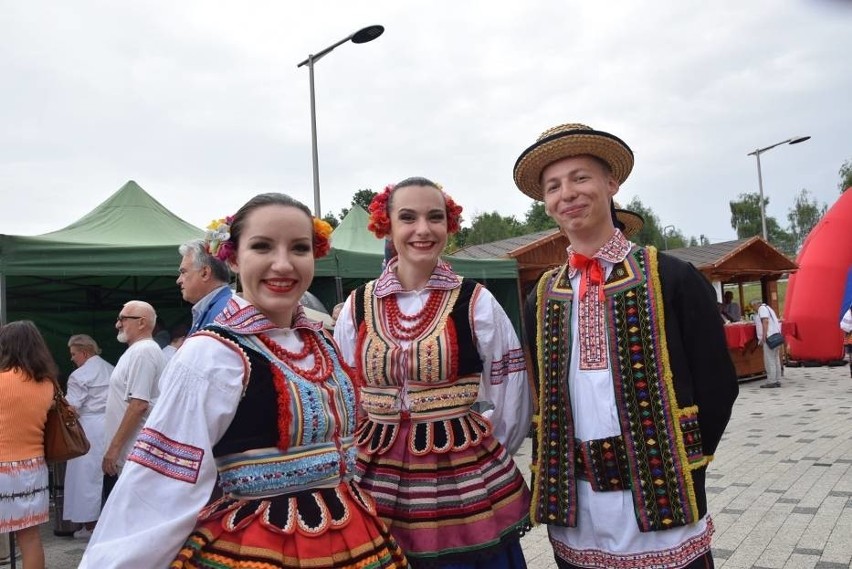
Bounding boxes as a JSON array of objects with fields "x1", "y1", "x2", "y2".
[{"x1": 784, "y1": 188, "x2": 852, "y2": 361}]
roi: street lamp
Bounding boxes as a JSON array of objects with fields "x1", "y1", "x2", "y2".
[
  {"x1": 297, "y1": 25, "x2": 384, "y2": 217},
  {"x1": 747, "y1": 135, "x2": 811, "y2": 241},
  {"x1": 662, "y1": 225, "x2": 675, "y2": 250}
]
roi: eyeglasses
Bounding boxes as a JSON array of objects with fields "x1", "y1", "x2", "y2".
[{"x1": 116, "y1": 315, "x2": 144, "y2": 322}]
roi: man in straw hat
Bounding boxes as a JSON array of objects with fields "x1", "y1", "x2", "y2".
[{"x1": 515, "y1": 123, "x2": 738, "y2": 569}]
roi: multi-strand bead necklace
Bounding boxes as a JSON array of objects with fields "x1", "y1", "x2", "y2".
[
  {"x1": 257, "y1": 330, "x2": 332, "y2": 383},
  {"x1": 383, "y1": 290, "x2": 443, "y2": 340}
]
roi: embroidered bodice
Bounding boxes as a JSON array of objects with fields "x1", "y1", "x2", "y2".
[
  {"x1": 200, "y1": 301, "x2": 358, "y2": 498},
  {"x1": 353, "y1": 272, "x2": 483, "y2": 422}
]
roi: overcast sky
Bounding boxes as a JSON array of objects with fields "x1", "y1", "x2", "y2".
[{"x1": 2, "y1": 1, "x2": 850, "y2": 244}]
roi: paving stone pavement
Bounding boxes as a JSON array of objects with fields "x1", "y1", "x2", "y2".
[{"x1": 19, "y1": 365, "x2": 852, "y2": 568}]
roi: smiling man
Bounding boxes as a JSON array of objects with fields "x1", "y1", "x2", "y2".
[{"x1": 515, "y1": 123, "x2": 739, "y2": 569}]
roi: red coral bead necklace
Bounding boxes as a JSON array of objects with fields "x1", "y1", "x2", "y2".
[
  {"x1": 257, "y1": 330, "x2": 332, "y2": 383},
  {"x1": 384, "y1": 290, "x2": 443, "y2": 340}
]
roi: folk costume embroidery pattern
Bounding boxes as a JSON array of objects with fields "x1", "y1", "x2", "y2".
[
  {"x1": 129, "y1": 428, "x2": 204, "y2": 484},
  {"x1": 531, "y1": 245, "x2": 708, "y2": 532},
  {"x1": 551, "y1": 518, "x2": 715, "y2": 569},
  {"x1": 360, "y1": 281, "x2": 462, "y2": 390},
  {"x1": 568, "y1": 230, "x2": 632, "y2": 371}
]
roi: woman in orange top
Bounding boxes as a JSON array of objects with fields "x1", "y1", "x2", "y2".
[{"x1": 0, "y1": 321, "x2": 57, "y2": 569}]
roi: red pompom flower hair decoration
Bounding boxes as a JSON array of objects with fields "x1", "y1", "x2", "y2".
[
  {"x1": 367, "y1": 183, "x2": 463, "y2": 239},
  {"x1": 312, "y1": 218, "x2": 333, "y2": 258}
]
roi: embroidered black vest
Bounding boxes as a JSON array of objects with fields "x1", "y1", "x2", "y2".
[{"x1": 530, "y1": 246, "x2": 707, "y2": 532}]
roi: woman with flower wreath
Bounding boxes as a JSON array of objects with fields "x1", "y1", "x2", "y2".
[
  {"x1": 333, "y1": 177, "x2": 533, "y2": 568},
  {"x1": 80, "y1": 193, "x2": 408, "y2": 568}
]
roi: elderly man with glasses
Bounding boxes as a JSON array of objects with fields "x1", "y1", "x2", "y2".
[{"x1": 101, "y1": 300, "x2": 165, "y2": 502}]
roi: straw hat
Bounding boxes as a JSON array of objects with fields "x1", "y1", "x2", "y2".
[
  {"x1": 611, "y1": 202, "x2": 644, "y2": 239},
  {"x1": 513, "y1": 123, "x2": 634, "y2": 201}
]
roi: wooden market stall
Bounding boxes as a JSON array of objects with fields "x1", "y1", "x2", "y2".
[
  {"x1": 451, "y1": 228, "x2": 568, "y2": 297},
  {"x1": 665, "y1": 236, "x2": 799, "y2": 380}
]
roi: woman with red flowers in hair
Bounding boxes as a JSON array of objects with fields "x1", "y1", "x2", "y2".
[
  {"x1": 334, "y1": 177, "x2": 533, "y2": 568},
  {"x1": 81, "y1": 193, "x2": 408, "y2": 568}
]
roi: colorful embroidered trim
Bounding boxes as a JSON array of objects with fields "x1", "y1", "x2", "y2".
[
  {"x1": 574, "y1": 435, "x2": 631, "y2": 492},
  {"x1": 128, "y1": 428, "x2": 204, "y2": 484},
  {"x1": 216, "y1": 444, "x2": 356, "y2": 497},
  {"x1": 489, "y1": 347, "x2": 527, "y2": 385},
  {"x1": 372, "y1": 257, "x2": 462, "y2": 297},
  {"x1": 214, "y1": 301, "x2": 322, "y2": 335},
  {"x1": 530, "y1": 266, "x2": 576, "y2": 527},
  {"x1": 551, "y1": 516, "x2": 714, "y2": 569}
]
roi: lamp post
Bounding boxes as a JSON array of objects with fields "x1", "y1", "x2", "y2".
[
  {"x1": 662, "y1": 225, "x2": 675, "y2": 250},
  {"x1": 297, "y1": 25, "x2": 384, "y2": 218},
  {"x1": 747, "y1": 135, "x2": 811, "y2": 241}
]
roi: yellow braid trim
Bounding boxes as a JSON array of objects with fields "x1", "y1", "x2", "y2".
[{"x1": 647, "y1": 246, "x2": 702, "y2": 522}]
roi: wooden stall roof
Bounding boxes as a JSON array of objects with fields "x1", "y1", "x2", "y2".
[
  {"x1": 452, "y1": 229, "x2": 567, "y2": 286},
  {"x1": 452, "y1": 229, "x2": 560, "y2": 259},
  {"x1": 664, "y1": 236, "x2": 797, "y2": 283}
]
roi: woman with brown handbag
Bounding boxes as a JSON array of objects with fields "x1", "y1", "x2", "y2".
[{"x1": 0, "y1": 320, "x2": 58, "y2": 569}]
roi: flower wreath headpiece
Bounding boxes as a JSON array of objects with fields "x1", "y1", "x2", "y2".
[
  {"x1": 204, "y1": 215, "x2": 333, "y2": 261},
  {"x1": 367, "y1": 183, "x2": 463, "y2": 239}
]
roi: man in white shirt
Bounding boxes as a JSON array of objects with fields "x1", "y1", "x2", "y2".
[
  {"x1": 750, "y1": 299, "x2": 783, "y2": 388},
  {"x1": 102, "y1": 300, "x2": 165, "y2": 499}
]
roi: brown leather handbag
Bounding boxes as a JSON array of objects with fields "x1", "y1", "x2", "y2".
[{"x1": 44, "y1": 377, "x2": 91, "y2": 463}]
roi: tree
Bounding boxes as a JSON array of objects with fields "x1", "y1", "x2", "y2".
[
  {"x1": 322, "y1": 212, "x2": 339, "y2": 229},
  {"x1": 787, "y1": 189, "x2": 827, "y2": 253},
  {"x1": 839, "y1": 158, "x2": 852, "y2": 193},
  {"x1": 522, "y1": 202, "x2": 557, "y2": 233},
  {"x1": 462, "y1": 211, "x2": 525, "y2": 247},
  {"x1": 729, "y1": 192, "x2": 796, "y2": 252},
  {"x1": 338, "y1": 188, "x2": 377, "y2": 222},
  {"x1": 729, "y1": 192, "x2": 765, "y2": 238},
  {"x1": 729, "y1": 192, "x2": 795, "y2": 254},
  {"x1": 351, "y1": 189, "x2": 377, "y2": 211},
  {"x1": 687, "y1": 234, "x2": 710, "y2": 247},
  {"x1": 624, "y1": 197, "x2": 660, "y2": 248}
]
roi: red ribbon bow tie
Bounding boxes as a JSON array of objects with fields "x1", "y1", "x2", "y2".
[{"x1": 569, "y1": 252, "x2": 605, "y2": 300}]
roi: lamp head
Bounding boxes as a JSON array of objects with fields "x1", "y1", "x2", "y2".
[
  {"x1": 351, "y1": 25, "x2": 384, "y2": 44},
  {"x1": 787, "y1": 135, "x2": 811, "y2": 145}
]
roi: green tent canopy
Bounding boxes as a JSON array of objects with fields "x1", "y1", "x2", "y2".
[{"x1": 0, "y1": 181, "x2": 204, "y2": 372}]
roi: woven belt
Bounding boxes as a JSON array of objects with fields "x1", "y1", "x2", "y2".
[{"x1": 574, "y1": 435, "x2": 632, "y2": 492}]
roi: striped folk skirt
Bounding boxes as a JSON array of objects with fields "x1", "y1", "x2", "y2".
[
  {"x1": 0, "y1": 456, "x2": 49, "y2": 532},
  {"x1": 170, "y1": 480, "x2": 409, "y2": 569},
  {"x1": 354, "y1": 414, "x2": 531, "y2": 568}
]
